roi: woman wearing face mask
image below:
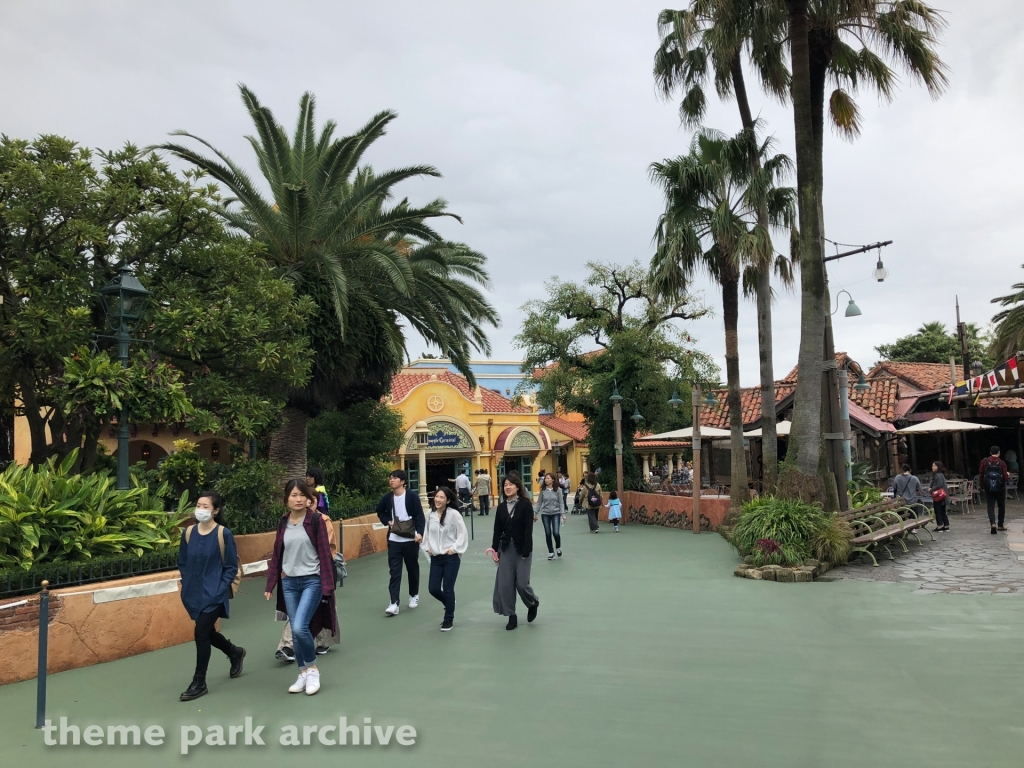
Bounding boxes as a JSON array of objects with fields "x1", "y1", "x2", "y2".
[
  {"x1": 422, "y1": 486, "x2": 469, "y2": 631},
  {"x1": 265, "y1": 480, "x2": 337, "y2": 695},
  {"x1": 490, "y1": 471, "x2": 540, "y2": 630},
  {"x1": 177, "y1": 491, "x2": 245, "y2": 702}
]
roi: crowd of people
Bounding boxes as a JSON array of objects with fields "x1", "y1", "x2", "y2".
[{"x1": 175, "y1": 464, "x2": 619, "y2": 701}]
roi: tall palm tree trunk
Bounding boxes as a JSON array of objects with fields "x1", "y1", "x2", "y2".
[
  {"x1": 730, "y1": 52, "x2": 779, "y2": 492},
  {"x1": 722, "y1": 262, "x2": 748, "y2": 518},
  {"x1": 268, "y1": 405, "x2": 309, "y2": 482},
  {"x1": 781, "y1": 0, "x2": 828, "y2": 501}
]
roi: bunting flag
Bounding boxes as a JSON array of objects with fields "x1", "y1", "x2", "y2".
[
  {"x1": 987, "y1": 369, "x2": 999, "y2": 389},
  {"x1": 955, "y1": 381, "x2": 969, "y2": 397},
  {"x1": 995, "y1": 363, "x2": 1012, "y2": 387},
  {"x1": 947, "y1": 383, "x2": 955, "y2": 402},
  {"x1": 966, "y1": 377, "x2": 973, "y2": 394},
  {"x1": 1009, "y1": 356, "x2": 1020, "y2": 383},
  {"x1": 972, "y1": 375, "x2": 984, "y2": 393}
]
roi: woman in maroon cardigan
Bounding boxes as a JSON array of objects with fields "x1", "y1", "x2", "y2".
[{"x1": 265, "y1": 479, "x2": 337, "y2": 695}]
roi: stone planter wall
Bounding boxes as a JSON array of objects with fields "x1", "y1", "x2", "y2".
[
  {"x1": 620, "y1": 491, "x2": 730, "y2": 531},
  {"x1": 733, "y1": 559, "x2": 834, "y2": 582}
]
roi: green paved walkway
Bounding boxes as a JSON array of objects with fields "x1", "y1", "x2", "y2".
[{"x1": 1, "y1": 516, "x2": 1023, "y2": 767}]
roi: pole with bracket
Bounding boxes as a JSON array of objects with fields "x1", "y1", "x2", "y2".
[
  {"x1": 35, "y1": 581, "x2": 49, "y2": 729},
  {"x1": 692, "y1": 385, "x2": 702, "y2": 534},
  {"x1": 837, "y1": 367, "x2": 853, "y2": 483}
]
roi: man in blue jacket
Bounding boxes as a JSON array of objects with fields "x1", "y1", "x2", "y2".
[{"x1": 376, "y1": 470, "x2": 425, "y2": 616}]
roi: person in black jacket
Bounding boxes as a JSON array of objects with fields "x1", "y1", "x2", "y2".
[
  {"x1": 490, "y1": 471, "x2": 540, "y2": 630},
  {"x1": 375, "y1": 470, "x2": 426, "y2": 616}
]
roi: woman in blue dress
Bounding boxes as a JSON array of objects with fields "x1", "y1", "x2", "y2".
[{"x1": 178, "y1": 490, "x2": 245, "y2": 701}]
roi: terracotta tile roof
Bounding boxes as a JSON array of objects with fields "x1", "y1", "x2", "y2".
[
  {"x1": 975, "y1": 395, "x2": 1024, "y2": 410},
  {"x1": 390, "y1": 369, "x2": 530, "y2": 413},
  {"x1": 700, "y1": 384, "x2": 797, "y2": 429},
  {"x1": 868, "y1": 361, "x2": 952, "y2": 393},
  {"x1": 847, "y1": 400, "x2": 896, "y2": 433},
  {"x1": 783, "y1": 352, "x2": 862, "y2": 382},
  {"x1": 849, "y1": 376, "x2": 898, "y2": 422},
  {"x1": 539, "y1": 414, "x2": 589, "y2": 444}
]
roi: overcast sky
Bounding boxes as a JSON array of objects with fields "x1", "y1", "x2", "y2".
[{"x1": 3, "y1": 1, "x2": 1022, "y2": 385}]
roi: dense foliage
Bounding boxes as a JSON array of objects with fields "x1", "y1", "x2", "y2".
[
  {"x1": 307, "y1": 400, "x2": 405, "y2": 500},
  {"x1": 989, "y1": 268, "x2": 1024, "y2": 362},
  {"x1": 0, "y1": 135, "x2": 312, "y2": 470},
  {"x1": 516, "y1": 261, "x2": 717, "y2": 490},
  {"x1": 874, "y1": 321, "x2": 991, "y2": 369},
  {"x1": 0, "y1": 452, "x2": 190, "y2": 570},
  {"x1": 731, "y1": 495, "x2": 851, "y2": 567}
]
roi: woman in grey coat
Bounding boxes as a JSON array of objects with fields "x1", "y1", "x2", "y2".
[
  {"x1": 536, "y1": 472, "x2": 565, "y2": 560},
  {"x1": 490, "y1": 471, "x2": 540, "y2": 630}
]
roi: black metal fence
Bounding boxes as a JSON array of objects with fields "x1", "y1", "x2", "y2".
[{"x1": 0, "y1": 552, "x2": 179, "y2": 600}]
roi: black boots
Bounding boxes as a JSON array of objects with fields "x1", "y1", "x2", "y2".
[
  {"x1": 180, "y1": 673, "x2": 208, "y2": 702},
  {"x1": 505, "y1": 614, "x2": 518, "y2": 630},
  {"x1": 527, "y1": 601, "x2": 539, "y2": 623},
  {"x1": 229, "y1": 646, "x2": 246, "y2": 679}
]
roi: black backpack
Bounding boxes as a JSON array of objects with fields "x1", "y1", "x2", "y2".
[
  {"x1": 984, "y1": 459, "x2": 1005, "y2": 493},
  {"x1": 585, "y1": 484, "x2": 601, "y2": 508}
]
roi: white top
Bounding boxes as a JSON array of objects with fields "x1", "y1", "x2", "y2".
[
  {"x1": 282, "y1": 521, "x2": 319, "y2": 577},
  {"x1": 455, "y1": 473, "x2": 472, "y2": 491},
  {"x1": 388, "y1": 490, "x2": 412, "y2": 543},
  {"x1": 421, "y1": 507, "x2": 469, "y2": 557}
]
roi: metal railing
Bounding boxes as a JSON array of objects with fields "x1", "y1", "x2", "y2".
[{"x1": 0, "y1": 552, "x2": 179, "y2": 600}]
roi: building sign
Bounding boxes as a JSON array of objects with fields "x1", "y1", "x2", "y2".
[
  {"x1": 406, "y1": 421, "x2": 474, "y2": 452},
  {"x1": 510, "y1": 430, "x2": 541, "y2": 450}
]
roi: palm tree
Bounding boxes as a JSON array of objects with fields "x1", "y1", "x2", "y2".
[
  {"x1": 650, "y1": 128, "x2": 795, "y2": 516},
  {"x1": 160, "y1": 86, "x2": 497, "y2": 477},
  {"x1": 990, "y1": 270, "x2": 1024, "y2": 362},
  {"x1": 655, "y1": 3, "x2": 791, "y2": 491}
]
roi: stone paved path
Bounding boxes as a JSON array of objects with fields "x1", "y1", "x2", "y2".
[{"x1": 831, "y1": 498, "x2": 1024, "y2": 594}]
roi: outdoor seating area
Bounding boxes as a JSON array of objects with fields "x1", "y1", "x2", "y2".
[{"x1": 841, "y1": 499, "x2": 935, "y2": 566}]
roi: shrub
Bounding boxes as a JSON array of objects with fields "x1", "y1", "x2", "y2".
[
  {"x1": 157, "y1": 439, "x2": 207, "y2": 501},
  {"x1": 810, "y1": 516, "x2": 854, "y2": 565},
  {"x1": 223, "y1": 503, "x2": 286, "y2": 536},
  {"x1": 212, "y1": 458, "x2": 284, "y2": 517},
  {"x1": 730, "y1": 495, "x2": 829, "y2": 567},
  {"x1": 0, "y1": 452, "x2": 190, "y2": 570}
]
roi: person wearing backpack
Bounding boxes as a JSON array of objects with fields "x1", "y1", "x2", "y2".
[
  {"x1": 979, "y1": 446, "x2": 1010, "y2": 534},
  {"x1": 579, "y1": 472, "x2": 603, "y2": 533},
  {"x1": 177, "y1": 491, "x2": 245, "y2": 702},
  {"x1": 264, "y1": 480, "x2": 338, "y2": 695}
]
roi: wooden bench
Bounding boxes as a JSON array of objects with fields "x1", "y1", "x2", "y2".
[{"x1": 839, "y1": 498, "x2": 935, "y2": 567}]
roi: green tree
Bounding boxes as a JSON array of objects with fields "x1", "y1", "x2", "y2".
[
  {"x1": 989, "y1": 270, "x2": 1024, "y2": 363},
  {"x1": 655, "y1": 3, "x2": 791, "y2": 489},
  {"x1": 516, "y1": 262, "x2": 717, "y2": 491},
  {"x1": 875, "y1": 321, "x2": 991, "y2": 369},
  {"x1": 306, "y1": 400, "x2": 405, "y2": 499},
  {"x1": 0, "y1": 136, "x2": 310, "y2": 470},
  {"x1": 160, "y1": 86, "x2": 498, "y2": 479},
  {"x1": 650, "y1": 128, "x2": 795, "y2": 515}
]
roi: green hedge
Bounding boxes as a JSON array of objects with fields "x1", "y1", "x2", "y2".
[{"x1": 0, "y1": 547, "x2": 180, "y2": 598}]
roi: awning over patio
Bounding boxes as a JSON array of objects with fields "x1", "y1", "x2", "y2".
[
  {"x1": 637, "y1": 426, "x2": 731, "y2": 441},
  {"x1": 743, "y1": 420, "x2": 791, "y2": 438},
  {"x1": 897, "y1": 418, "x2": 998, "y2": 434}
]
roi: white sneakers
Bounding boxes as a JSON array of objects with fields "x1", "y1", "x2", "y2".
[
  {"x1": 288, "y1": 671, "x2": 307, "y2": 693},
  {"x1": 304, "y1": 668, "x2": 320, "y2": 695},
  {"x1": 385, "y1": 603, "x2": 399, "y2": 616},
  {"x1": 547, "y1": 553, "x2": 555, "y2": 560},
  {"x1": 409, "y1": 595, "x2": 419, "y2": 609},
  {"x1": 288, "y1": 669, "x2": 321, "y2": 695}
]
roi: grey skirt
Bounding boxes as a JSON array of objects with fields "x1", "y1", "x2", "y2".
[{"x1": 492, "y1": 544, "x2": 539, "y2": 617}]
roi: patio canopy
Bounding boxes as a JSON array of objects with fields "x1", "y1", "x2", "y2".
[
  {"x1": 897, "y1": 418, "x2": 998, "y2": 434},
  {"x1": 744, "y1": 420, "x2": 791, "y2": 438},
  {"x1": 637, "y1": 426, "x2": 731, "y2": 441}
]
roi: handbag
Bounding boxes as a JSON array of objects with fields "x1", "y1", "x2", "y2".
[
  {"x1": 391, "y1": 495, "x2": 417, "y2": 539},
  {"x1": 333, "y1": 553, "x2": 347, "y2": 586},
  {"x1": 931, "y1": 487, "x2": 947, "y2": 502}
]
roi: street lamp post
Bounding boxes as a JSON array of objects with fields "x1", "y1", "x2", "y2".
[
  {"x1": 669, "y1": 382, "x2": 717, "y2": 534},
  {"x1": 99, "y1": 264, "x2": 151, "y2": 491},
  {"x1": 609, "y1": 380, "x2": 644, "y2": 498},
  {"x1": 414, "y1": 421, "x2": 430, "y2": 509}
]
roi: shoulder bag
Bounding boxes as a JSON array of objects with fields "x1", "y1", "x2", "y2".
[{"x1": 391, "y1": 494, "x2": 417, "y2": 539}]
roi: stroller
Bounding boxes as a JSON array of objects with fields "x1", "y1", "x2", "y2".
[{"x1": 571, "y1": 487, "x2": 584, "y2": 515}]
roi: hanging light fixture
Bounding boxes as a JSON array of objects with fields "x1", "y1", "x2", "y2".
[
  {"x1": 873, "y1": 254, "x2": 889, "y2": 282},
  {"x1": 630, "y1": 406, "x2": 644, "y2": 423},
  {"x1": 703, "y1": 391, "x2": 718, "y2": 409},
  {"x1": 609, "y1": 379, "x2": 623, "y2": 403},
  {"x1": 668, "y1": 385, "x2": 683, "y2": 409},
  {"x1": 854, "y1": 372, "x2": 871, "y2": 392}
]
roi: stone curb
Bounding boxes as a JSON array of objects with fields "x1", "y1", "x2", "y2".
[{"x1": 734, "y1": 558, "x2": 831, "y2": 582}]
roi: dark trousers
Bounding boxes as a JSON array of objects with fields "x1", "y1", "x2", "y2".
[
  {"x1": 541, "y1": 514, "x2": 562, "y2": 553},
  {"x1": 586, "y1": 508, "x2": 600, "y2": 531},
  {"x1": 933, "y1": 499, "x2": 949, "y2": 528},
  {"x1": 478, "y1": 495, "x2": 490, "y2": 515},
  {"x1": 428, "y1": 553, "x2": 461, "y2": 621},
  {"x1": 388, "y1": 539, "x2": 420, "y2": 604},
  {"x1": 194, "y1": 609, "x2": 232, "y2": 676},
  {"x1": 986, "y1": 491, "x2": 1006, "y2": 527},
  {"x1": 561, "y1": 490, "x2": 569, "y2": 511},
  {"x1": 459, "y1": 488, "x2": 472, "y2": 509}
]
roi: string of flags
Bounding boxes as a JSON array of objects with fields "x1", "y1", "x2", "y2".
[{"x1": 949, "y1": 355, "x2": 1020, "y2": 402}]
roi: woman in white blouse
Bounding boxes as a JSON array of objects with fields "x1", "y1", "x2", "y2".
[{"x1": 422, "y1": 486, "x2": 470, "y2": 631}]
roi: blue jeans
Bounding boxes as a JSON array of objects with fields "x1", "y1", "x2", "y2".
[
  {"x1": 281, "y1": 575, "x2": 322, "y2": 669},
  {"x1": 428, "y1": 554, "x2": 461, "y2": 622},
  {"x1": 541, "y1": 514, "x2": 562, "y2": 553}
]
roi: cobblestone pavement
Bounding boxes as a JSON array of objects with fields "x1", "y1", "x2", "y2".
[{"x1": 830, "y1": 498, "x2": 1024, "y2": 594}]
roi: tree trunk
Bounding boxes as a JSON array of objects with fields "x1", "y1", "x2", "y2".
[
  {"x1": 16, "y1": 369, "x2": 51, "y2": 467},
  {"x1": 722, "y1": 262, "x2": 748, "y2": 519},
  {"x1": 781, "y1": 0, "x2": 827, "y2": 501},
  {"x1": 268, "y1": 405, "x2": 309, "y2": 482},
  {"x1": 730, "y1": 52, "x2": 779, "y2": 492}
]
